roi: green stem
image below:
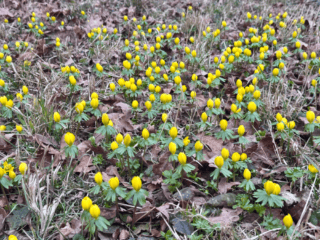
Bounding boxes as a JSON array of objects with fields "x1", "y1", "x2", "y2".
[{"x1": 132, "y1": 205, "x2": 137, "y2": 227}]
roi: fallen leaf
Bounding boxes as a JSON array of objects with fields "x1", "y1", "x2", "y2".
[
  {"x1": 119, "y1": 229, "x2": 130, "y2": 240},
  {"x1": 207, "y1": 207, "x2": 243, "y2": 226}
]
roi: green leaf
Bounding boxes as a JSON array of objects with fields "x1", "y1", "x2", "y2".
[{"x1": 0, "y1": 177, "x2": 12, "y2": 189}]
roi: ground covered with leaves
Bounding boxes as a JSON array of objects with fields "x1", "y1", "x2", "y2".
[{"x1": 1, "y1": 0, "x2": 320, "y2": 239}]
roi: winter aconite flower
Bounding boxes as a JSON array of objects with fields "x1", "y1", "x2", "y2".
[
  {"x1": 109, "y1": 177, "x2": 119, "y2": 190},
  {"x1": 215, "y1": 156, "x2": 224, "y2": 169},
  {"x1": 308, "y1": 164, "x2": 319, "y2": 173},
  {"x1": 82, "y1": 196, "x2": 92, "y2": 211},
  {"x1": 16, "y1": 125, "x2": 23, "y2": 133},
  {"x1": 64, "y1": 132, "x2": 75, "y2": 146},
  {"x1": 111, "y1": 141, "x2": 118, "y2": 151},
  {"x1": 178, "y1": 152, "x2": 187, "y2": 165},
  {"x1": 243, "y1": 169, "x2": 251, "y2": 180},
  {"x1": 142, "y1": 128, "x2": 149, "y2": 140},
  {"x1": 183, "y1": 136, "x2": 190, "y2": 146},
  {"x1": 19, "y1": 162, "x2": 28, "y2": 175},
  {"x1": 238, "y1": 125, "x2": 245, "y2": 136},
  {"x1": 220, "y1": 119, "x2": 228, "y2": 131},
  {"x1": 232, "y1": 152, "x2": 240, "y2": 162},
  {"x1": 221, "y1": 148, "x2": 229, "y2": 160},
  {"x1": 306, "y1": 111, "x2": 315, "y2": 123},
  {"x1": 169, "y1": 127, "x2": 178, "y2": 139},
  {"x1": 8, "y1": 235, "x2": 18, "y2": 240},
  {"x1": 195, "y1": 141, "x2": 203, "y2": 152},
  {"x1": 124, "y1": 134, "x2": 131, "y2": 147},
  {"x1": 273, "y1": 183, "x2": 281, "y2": 195},
  {"x1": 247, "y1": 102, "x2": 257, "y2": 113},
  {"x1": 95, "y1": 172, "x2": 103, "y2": 186},
  {"x1": 169, "y1": 142, "x2": 177, "y2": 155},
  {"x1": 283, "y1": 214, "x2": 293, "y2": 229},
  {"x1": 90, "y1": 204, "x2": 100, "y2": 219},
  {"x1": 54, "y1": 112, "x2": 60, "y2": 122},
  {"x1": 132, "y1": 176, "x2": 142, "y2": 191},
  {"x1": 90, "y1": 98, "x2": 99, "y2": 109},
  {"x1": 264, "y1": 180, "x2": 275, "y2": 195}
]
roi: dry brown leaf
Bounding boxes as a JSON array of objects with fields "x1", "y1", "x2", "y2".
[
  {"x1": 0, "y1": 8, "x2": 14, "y2": 17},
  {"x1": 218, "y1": 178, "x2": 240, "y2": 194},
  {"x1": 156, "y1": 203, "x2": 170, "y2": 221},
  {"x1": 207, "y1": 207, "x2": 243, "y2": 226},
  {"x1": 59, "y1": 219, "x2": 81, "y2": 239},
  {"x1": 0, "y1": 208, "x2": 7, "y2": 231},
  {"x1": 119, "y1": 229, "x2": 130, "y2": 240},
  {"x1": 153, "y1": 151, "x2": 173, "y2": 176}
]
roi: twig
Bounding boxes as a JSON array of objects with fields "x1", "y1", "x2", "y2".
[{"x1": 243, "y1": 228, "x2": 281, "y2": 240}]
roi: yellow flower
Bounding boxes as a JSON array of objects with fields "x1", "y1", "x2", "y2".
[
  {"x1": 102, "y1": 113, "x2": 109, "y2": 126},
  {"x1": 273, "y1": 183, "x2": 281, "y2": 195},
  {"x1": 0, "y1": 168, "x2": 5, "y2": 178},
  {"x1": 201, "y1": 112, "x2": 207, "y2": 122},
  {"x1": 145, "y1": 101, "x2": 152, "y2": 111},
  {"x1": 81, "y1": 196, "x2": 92, "y2": 211},
  {"x1": 311, "y1": 52, "x2": 316, "y2": 59},
  {"x1": 277, "y1": 122, "x2": 285, "y2": 131},
  {"x1": 110, "y1": 83, "x2": 116, "y2": 91},
  {"x1": 69, "y1": 75, "x2": 76, "y2": 85},
  {"x1": 0, "y1": 125, "x2": 6, "y2": 132},
  {"x1": 54, "y1": 112, "x2": 60, "y2": 122},
  {"x1": 96, "y1": 63, "x2": 103, "y2": 72},
  {"x1": 9, "y1": 171, "x2": 16, "y2": 179},
  {"x1": 190, "y1": 91, "x2": 196, "y2": 99},
  {"x1": 19, "y1": 162, "x2": 27, "y2": 175},
  {"x1": 247, "y1": 12, "x2": 252, "y2": 19},
  {"x1": 207, "y1": 99, "x2": 214, "y2": 109},
  {"x1": 185, "y1": 47, "x2": 190, "y2": 54},
  {"x1": 111, "y1": 141, "x2": 118, "y2": 151},
  {"x1": 169, "y1": 142, "x2": 177, "y2": 155},
  {"x1": 232, "y1": 152, "x2": 240, "y2": 162},
  {"x1": 75, "y1": 102, "x2": 84, "y2": 114},
  {"x1": 312, "y1": 79, "x2": 317, "y2": 87},
  {"x1": 221, "y1": 148, "x2": 229, "y2": 160},
  {"x1": 116, "y1": 133, "x2": 123, "y2": 144},
  {"x1": 64, "y1": 132, "x2": 75, "y2": 146},
  {"x1": 142, "y1": 128, "x2": 149, "y2": 140},
  {"x1": 178, "y1": 152, "x2": 187, "y2": 165},
  {"x1": 183, "y1": 136, "x2": 190, "y2": 147},
  {"x1": 191, "y1": 50, "x2": 197, "y2": 57},
  {"x1": 22, "y1": 85, "x2": 28, "y2": 95},
  {"x1": 8, "y1": 235, "x2": 18, "y2": 240},
  {"x1": 247, "y1": 102, "x2": 257, "y2": 113},
  {"x1": 214, "y1": 98, "x2": 221, "y2": 108},
  {"x1": 306, "y1": 111, "x2": 315, "y2": 123},
  {"x1": 90, "y1": 98, "x2": 99, "y2": 109},
  {"x1": 195, "y1": 140, "x2": 203, "y2": 152},
  {"x1": 264, "y1": 180, "x2": 275, "y2": 195},
  {"x1": 162, "y1": 113, "x2": 168, "y2": 123},
  {"x1": 124, "y1": 134, "x2": 131, "y2": 147},
  {"x1": 109, "y1": 177, "x2": 119, "y2": 190},
  {"x1": 6, "y1": 99, "x2": 13, "y2": 109},
  {"x1": 16, "y1": 125, "x2": 23, "y2": 133},
  {"x1": 238, "y1": 125, "x2": 245, "y2": 136},
  {"x1": 288, "y1": 121, "x2": 295, "y2": 129},
  {"x1": 231, "y1": 104, "x2": 241, "y2": 113},
  {"x1": 308, "y1": 164, "x2": 319, "y2": 173},
  {"x1": 89, "y1": 204, "x2": 100, "y2": 219},
  {"x1": 222, "y1": 21, "x2": 227, "y2": 27},
  {"x1": 243, "y1": 169, "x2": 251, "y2": 180},
  {"x1": 132, "y1": 176, "x2": 142, "y2": 191},
  {"x1": 220, "y1": 119, "x2": 228, "y2": 131},
  {"x1": 168, "y1": 127, "x2": 177, "y2": 139},
  {"x1": 95, "y1": 172, "x2": 103, "y2": 185},
  {"x1": 215, "y1": 156, "x2": 224, "y2": 169},
  {"x1": 0, "y1": 79, "x2": 5, "y2": 87},
  {"x1": 295, "y1": 41, "x2": 301, "y2": 48},
  {"x1": 283, "y1": 214, "x2": 293, "y2": 229},
  {"x1": 3, "y1": 161, "x2": 14, "y2": 173},
  {"x1": 241, "y1": 153, "x2": 247, "y2": 161},
  {"x1": 253, "y1": 90, "x2": 261, "y2": 100}
]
